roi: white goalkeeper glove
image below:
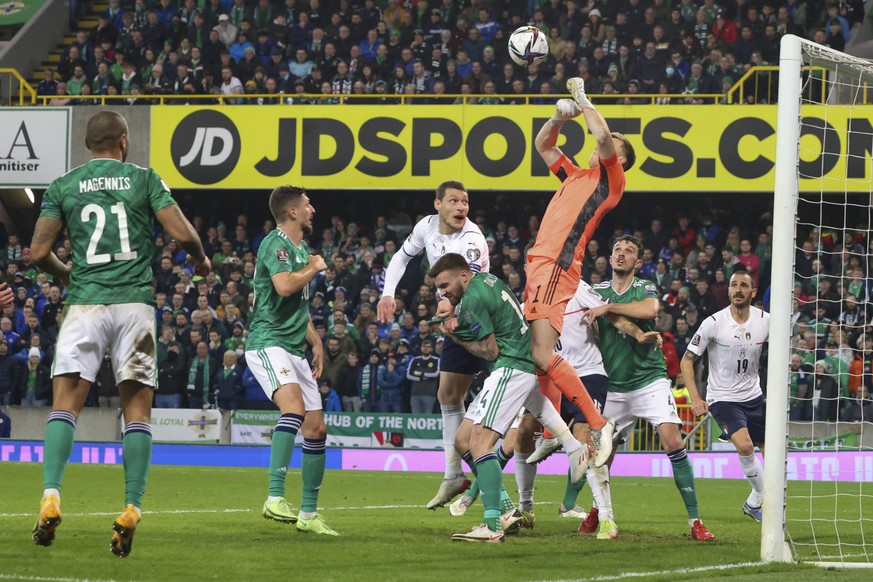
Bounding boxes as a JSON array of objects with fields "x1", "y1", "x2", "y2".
[{"x1": 553, "y1": 98, "x2": 582, "y2": 121}]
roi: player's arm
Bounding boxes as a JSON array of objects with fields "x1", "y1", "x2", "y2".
[
  {"x1": 535, "y1": 99, "x2": 581, "y2": 168},
  {"x1": 306, "y1": 318, "x2": 323, "y2": 379},
  {"x1": 584, "y1": 297, "x2": 660, "y2": 324},
  {"x1": 680, "y1": 351, "x2": 708, "y2": 416},
  {"x1": 271, "y1": 254, "x2": 327, "y2": 297},
  {"x1": 155, "y1": 205, "x2": 211, "y2": 274},
  {"x1": 570, "y1": 80, "x2": 617, "y2": 161},
  {"x1": 608, "y1": 314, "x2": 662, "y2": 349},
  {"x1": 30, "y1": 216, "x2": 71, "y2": 286},
  {"x1": 378, "y1": 221, "x2": 425, "y2": 322},
  {"x1": 447, "y1": 332, "x2": 499, "y2": 362}
]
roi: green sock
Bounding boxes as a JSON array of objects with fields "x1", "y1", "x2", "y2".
[
  {"x1": 301, "y1": 438, "x2": 326, "y2": 513},
  {"x1": 669, "y1": 449, "x2": 700, "y2": 519},
  {"x1": 499, "y1": 486, "x2": 514, "y2": 512},
  {"x1": 269, "y1": 414, "x2": 302, "y2": 498},
  {"x1": 122, "y1": 423, "x2": 153, "y2": 508},
  {"x1": 474, "y1": 454, "x2": 502, "y2": 531},
  {"x1": 467, "y1": 479, "x2": 481, "y2": 501},
  {"x1": 465, "y1": 446, "x2": 511, "y2": 504},
  {"x1": 562, "y1": 468, "x2": 587, "y2": 510},
  {"x1": 43, "y1": 412, "x2": 77, "y2": 491}
]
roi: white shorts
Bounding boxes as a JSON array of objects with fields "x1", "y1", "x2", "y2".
[
  {"x1": 468, "y1": 367, "x2": 537, "y2": 437},
  {"x1": 465, "y1": 389, "x2": 525, "y2": 429},
  {"x1": 245, "y1": 347, "x2": 321, "y2": 411},
  {"x1": 53, "y1": 304, "x2": 156, "y2": 386},
  {"x1": 603, "y1": 378, "x2": 681, "y2": 442}
]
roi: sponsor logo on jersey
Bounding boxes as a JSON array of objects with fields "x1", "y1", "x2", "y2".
[
  {"x1": 276, "y1": 249, "x2": 289, "y2": 263},
  {"x1": 170, "y1": 110, "x2": 241, "y2": 184},
  {"x1": 691, "y1": 334, "x2": 700, "y2": 346},
  {"x1": 466, "y1": 247, "x2": 481, "y2": 262}
]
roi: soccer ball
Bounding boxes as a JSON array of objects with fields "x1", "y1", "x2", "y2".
[{"x1": 508, "y1": 26, "x2": 549, "y2": 67}]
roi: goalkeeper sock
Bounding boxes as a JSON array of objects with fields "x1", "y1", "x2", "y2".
[
  {"x1": 514, "y1": 450, "x2": 537, "y2": 512},
  {"x1": 122, "y1": 422, "x2": 152, "y2": 508},
  {"x1": 441, "y1": 403, "x2": 465, "y2": 479},
  {"x1": 300, "y1": 438, "x2": 326, "y2": 513},
  {"x1": 473, "y1": 453, "x2": 502, "y2": 532},
  {"x1": 668, "y1": 447, "x2": 700, "y2": 520},
  {"x1": 268, "y1": 413, "x2": 302, "y2": 498},
  {"x1": 739, "y1": 452, "x2": 765, "y2": 506},
  {"x1": 561, "y1": 468, "x2": 587, "y2": 511},
  {"x1": 43, "y1": 411, "x2": 77, "y2": 493},
  {"x1": 536, "y1": 372, "x2": 562, "y2": 440},
  {"x1": 544, "y1": 355, "x2": 605, "y2": 430}
]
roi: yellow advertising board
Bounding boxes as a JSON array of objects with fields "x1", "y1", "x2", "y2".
[{"x1": 149, "y1": 105, "x2": 873, "y2": 191}]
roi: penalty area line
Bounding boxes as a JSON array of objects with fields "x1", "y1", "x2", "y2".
[
  {"x1": 535, "y1": 561, "x2": 766, "y2": 581},
  {"x1": 0, "y1": 575, "x2": 119, "y2": 582}
]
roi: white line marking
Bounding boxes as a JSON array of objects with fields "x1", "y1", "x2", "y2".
[
  {"x1": 0, "y1": 575, "x2": 118, "y2": 582},
  {"x1": 535, "y1": 561, "x2": 766, "y2": 582}
]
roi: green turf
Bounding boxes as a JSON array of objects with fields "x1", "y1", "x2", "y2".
[{"x1": 0, "y1": 463, "x2": 870, "y2": 581}]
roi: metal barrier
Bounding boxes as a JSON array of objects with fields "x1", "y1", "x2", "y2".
[
  {"x1": 726, "y1": 65, "x2": 829, "y2": 104},
  {"x1": 0, "y1": 68, "x2": 36, "y2": 105},
  {"x1": 623, "y1": 404, "x2": 710, "y2": 451}
]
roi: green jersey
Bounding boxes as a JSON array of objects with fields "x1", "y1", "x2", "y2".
[
  {"x1": 40, "y1": 158, "x2": 176, "y2": 305},
  {"x1": 594, "y1": 277, "x2": 667, "y2": 392},
  {"x1": 452, "y1": 273, "x2": 535, "y2": 374},
  {"x1": 246, "y1": 229, "x2": 311, "y2": 355}
]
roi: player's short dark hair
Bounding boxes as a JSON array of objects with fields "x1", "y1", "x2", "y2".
[
  {"x1": 428, "y1": 252, "x2": 469, "y2": 279},
  {"x1": 611, "y1": 234, "x2": 643, "y2": 259},
  {"x1": 730, "y1": 264, "x2": 755, "y2": 285},
  {"x1": 268, "y1": 185, "x2": 306, "y2": 223},
  {"x1": 436, "y1": 180, "x2": 466, "y2": 201},
  {"x1": 86, "y1": 111, "x2": 128, "y2": 153},
  {"x1": 611, "y1": 132, "x2": 636, "y2": 171}
]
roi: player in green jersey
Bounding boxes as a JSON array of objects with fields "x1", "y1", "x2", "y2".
[
  {"x1": 244, "y1": 185, "x2": 339, "y2": 536},
  {"x1": 29, "y1": 111, "x2": 210, "y2": 556},
  {"x1": 583, "y1": 235, "x2": 716, "y2": 541},
  {"x1": 429, "y1": 253, "x2": 588, "y2": 542}
]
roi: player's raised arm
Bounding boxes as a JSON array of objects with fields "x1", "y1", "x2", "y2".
[
  {"x1": 378, "y1": 223, "x2": 425, "y2": 322},
  {"x1": 534, "y1": 98, "x2": 581, "y2": 168},
  {"x1": 567, "y1": 78, "x2": 616, "y2": 161},
  {"x1": 30, "y1": 215, "x2": 71, "y2": 286},
  {"x1": 272, "y1": 254, "x2": 327, "y2": 297},
  {"x1": 155, "y1": 204, "x2": 211, "y2": 275}
]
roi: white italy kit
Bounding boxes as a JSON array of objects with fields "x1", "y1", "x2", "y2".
[
  {"x1": 558, "y1": 280, "x2": 608, "y2": 378},
  {"x1": 382, "y1": 215, "x2": 489, "y2": 297},
  {"x1": 686, "y1": 306, "x2": 770, "y2": 404}
]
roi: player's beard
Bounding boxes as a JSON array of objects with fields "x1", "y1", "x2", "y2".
[{"x1": 301, "y1": 220, "x2": 313, "y2": 235}]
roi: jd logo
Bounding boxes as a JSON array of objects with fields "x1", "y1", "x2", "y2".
[{"x1": 170, "y1": 110, "x2": 240, "y2": 184}]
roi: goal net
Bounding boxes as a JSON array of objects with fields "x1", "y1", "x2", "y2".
[{"x1": 764, "y1": 34, "x2": 873, "y2": 567}]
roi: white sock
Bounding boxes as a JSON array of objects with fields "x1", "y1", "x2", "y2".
[
  {"x1": 586, "y1": 461, "x2": 613, "y2": 521},
  {"x1": 299, "y1": 511, "x2": 317, "y2": 520},
  {"x1": 131, "y1": 505, "x2": 142, "y2": 517},
  {"x1": 525, "y1": 392, "x2": 582, "y2": 454},
  {"x1": 43, "y1": 488, "x2": 60, "y2": 501},
  {"x1": 738, "y1": 452, "x2": 765, "y2": 506},
  {"x1": 441, "y1": 403, "x2": 465, "y2": 479},
  {"x1": 267, "y1": 495, "x2": 281, "y2": 503},
  {"x1": 514, "y1": 450, "x2": 537, "y2": 512}
]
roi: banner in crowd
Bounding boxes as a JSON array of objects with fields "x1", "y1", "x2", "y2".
[
  {"x1": 0, "y1": 0, "x2": 46, "y2": 27},
  {"x1": 124, "y1": 409, "x2": 222, "y2": 442},
  {"x1": 231, "y1": 410, "x2": 443, "y2": 448},
  {"x1": 788, "y1": 431, "x2": 859, "y2": 450},
  {"x1": 150, "y1": 104, "x2": 864, "y2": 192},
  {"x1": 0, "y1": 108, "x2": 69, "y2": 187}
]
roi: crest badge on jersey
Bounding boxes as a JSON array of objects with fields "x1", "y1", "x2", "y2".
[
  {"x1": 466, "y1": 248, "x2": 481, "y2": 262},
  {"x1": 745, "y1": 332, "x2": 752, "y2": 340},
  {"x1": 276, "y1": 249, "x2": 289, "y2": 263},
  {"x1": 691, "y1": 334, "x2": 701, "y2": 346}
]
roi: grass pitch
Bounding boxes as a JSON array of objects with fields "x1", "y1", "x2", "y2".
[{"x1": 0, "y1": 462, "x2": 869, "y2": 581}]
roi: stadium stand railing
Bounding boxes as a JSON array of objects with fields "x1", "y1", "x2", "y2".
[
  {"x1": 0, "y1": 68, "x2": 37, "y2": 105},
  {"x1": 624, "y1": 404, "x2": 710, "y2": 452}
]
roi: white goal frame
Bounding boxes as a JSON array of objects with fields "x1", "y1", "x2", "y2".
[{"x1": 762, "y1": 33, "x2": 873, "y2": 567}]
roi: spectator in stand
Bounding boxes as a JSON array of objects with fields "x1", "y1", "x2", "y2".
[
  {"x1": 213, "y1": 350, "x2": 244, "y2": 410},
  {"x1": 406, "y1": 338, "x2": 439, "y2": 413},
  {"x1": 358, "y1": 348, "x2": 381, "y2": 412},
  {"x1": 0, "y1": 339, "x2": 19, "y2": 405},
  {"x1": 378, "y1": 351, "x2": 405, "y2": 413},
  {"x1": 842, "y1": 385, "x2": 873, "y2": 422}
]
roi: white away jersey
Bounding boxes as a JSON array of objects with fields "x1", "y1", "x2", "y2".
[
  {"x1": 686, "y1": 306, "x2": 770, "y2": 404},
  {"x1": 382, "y1": 215, "x2": 489, "y2": 297},
  {"x1": 558, "y1": 280, "x2": 608, "y2": 377}
]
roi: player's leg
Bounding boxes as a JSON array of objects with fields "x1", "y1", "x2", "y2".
[
  {"x1": 522, "y1": 390, "x2": 588, "y2": 484},
  {"x1": 514, "y1": 413, "x2": 538, "y2": 513},
  {"x1": 527, "y1": 376, "x2": 563, "y2": 463},
  {"x1": 712, "y1": 398, "x2": 766, "y2": 521},
  {"x1": 296, "y1": 408, "x2": 338, "y2": 535},
  {"x1": 110, "y1": 380, "x2": 153, "y2": 557},
  {"x1": 34, "y1": 305, "x2": 108, "y2": 547}
]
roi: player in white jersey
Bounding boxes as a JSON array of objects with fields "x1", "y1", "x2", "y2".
[
  {"x1": 681, "y1": 268, "x2": 769, "y2": 522},
  {"x1": 376, "y1": 180, "x2": 490, "y2": 509},
  {"x1": 513, "y1": 280, "x2": 660, "y2": 539}
]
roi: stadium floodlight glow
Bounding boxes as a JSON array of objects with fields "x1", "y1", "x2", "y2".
[
  {"x1": 25, "y1": 188, "x2": 34, "y2": 204},
  {"x1": 764, "y1": 33, "x2": 873, "y2": 569}
]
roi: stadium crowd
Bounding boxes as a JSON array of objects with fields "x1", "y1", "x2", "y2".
[
  {"x1": 37, "y1": 0, "x2": 865, "y2": 105},
  {"x1": 1, "y1": 191, "x2": 872, "y2": 423}
]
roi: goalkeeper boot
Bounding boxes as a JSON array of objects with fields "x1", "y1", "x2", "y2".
[
  {"x1": 426, "y1": 476, "x2": 471, "y2": 510},
  {"x1": 452, "y1": 524, "x2": 504, "y2": 543},
  {"x1": 691, "y1": 519, "x2": 716, "y2": 541},
  {"x1": 296, "y1": 514, "x2": 340, "y2": 536},
  {"x1": 597, "y1": 519, "x2": 619, "y2": 540},
  {"x1": 32, "y1": 493, "x2": 61, "y2": 547},
  {"x1": 743, "y1": 501, "x2": 763, "y2": 523},
  {"x1": 262, "y1": 497, "x2": 298, "y2": 524},
  {"x1": 577, "y1": 507, "x2": 599, "y2": 533},
  {"x1": 526, "y1": 436, "x2": 561, "y2": 464},
  {"x1": 110, "y1": 505, "x2": 140, "y2": 558},
  {"x1": 449, "y1": 494, "x2": 475, "y2": 517},
  {"x1": 591, "y1": 417, "x2": 616, "y2": 468},
  {"x1": 558, "y1": 504, "x2": 587, "y2": 519}
]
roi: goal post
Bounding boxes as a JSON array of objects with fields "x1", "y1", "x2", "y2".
[{"x1": 763, "y1": 34, "x2": 873, "y2": 567}]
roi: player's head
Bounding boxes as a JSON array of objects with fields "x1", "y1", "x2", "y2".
[
  {"x1": 609, "y1": 234, "x2": 643, "y2": 275},
  {"x1": 269, "y1": 185, "x2": 314, "y2": 234},
  {"x1": 729, "y1": 267, "x2": 756, "y2": 308},
  {"x1": 428, "y1": 252, "x2": 472, "y2": 306},
  {"x1": 85, "y1": 111, "x2": 129, "y2": 161},
  {"x1": 590, "y1": 132, "x2": 636, "y2": 172},
  {"x1": 434, "y1": 180, "x2": 469, "y2": 232}
]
